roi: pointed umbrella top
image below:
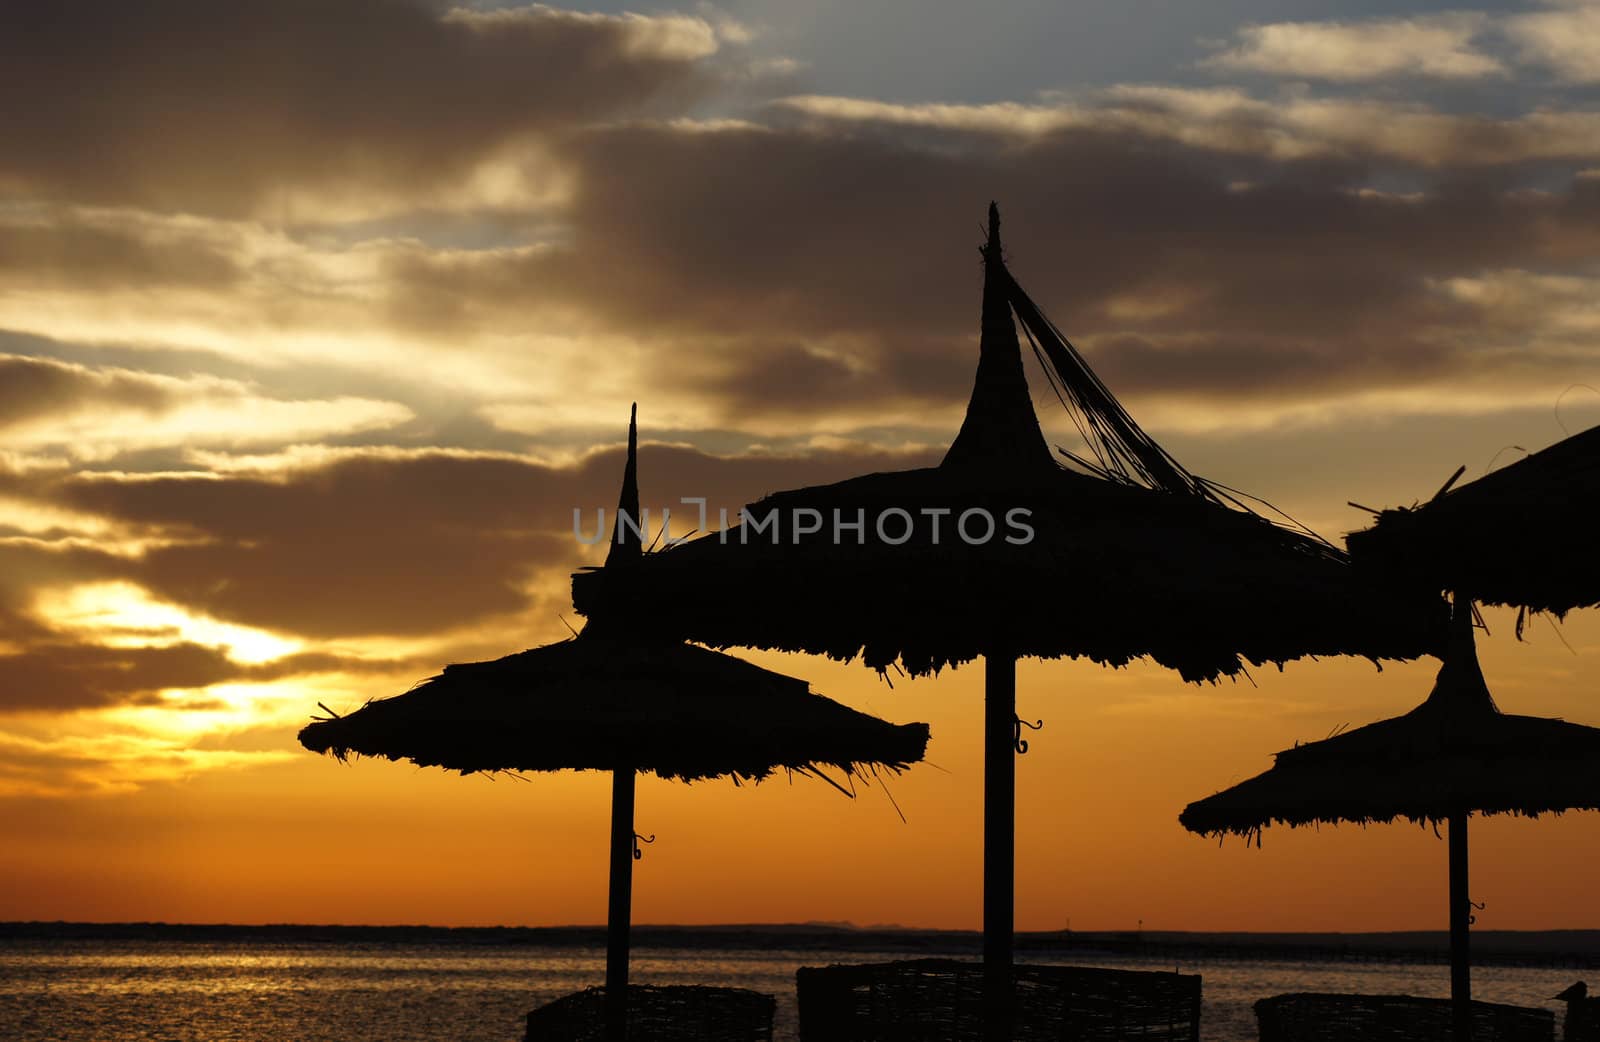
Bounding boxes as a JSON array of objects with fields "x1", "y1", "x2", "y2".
[
  {"x1": 605, "y1": 402, "x2": 641, "y2": 568},
  {"x1": 943, "y1": 202, "x2": 1055, "y2": 475},
  {"x1": 1417, "y1": 600, "x2": 1499, "y2": 720}
]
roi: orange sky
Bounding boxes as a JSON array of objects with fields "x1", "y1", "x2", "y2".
[
  {"x1": 4, "y1": 0, "x2": 1600, "y2": 934},
  {"x1": 5, "y1": 605, "x2": 1600, "y2": 933}
]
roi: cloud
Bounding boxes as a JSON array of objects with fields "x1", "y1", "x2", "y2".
[
  {"x1": 1505, "y1": 0, "x2": 1600, "y2": 84},
  {"x1": 0, "y1": 354, "x2": 412, "y2": 459},
  {"x1": 1202, "y1": 14, "x2": 1505, "y2": 82},
  {"x1": 446, "y1": 5, "x2": 720, "y2": 60},
  {"x1": 0, "y1": 544, "x2": 416, "y2": 714},
  {"x1": 430, "y1": 116, "x2": 1600, "y2": 414},
  {"x1": 7, "y1": 102, "x2": 1600, "y2": 447},
  {"x1": 1433, "y1": 268, "x2": 1600, "y2": 342},
  {"x1": 0, "y1": 211, "x2": 243, "y2": 290},
  {"x1": 0, "y1": 355, "x2": 175, "y2": 429},
  {"x1": 0, "y1": 540, "x2": 139, "y2": 632},
  {"x1": 0, "y1": 639, "x2": 388, "y2": 713},
  {"x1": 1080, "y1": 333, "x2": 1459, "y2": 401},
  {"x1": 0, "y1": 729, "x2": 297, "y2": 797},
  {"x1": 777, "y1": 88, "x2": 1600, "y2": 167},
  {"x1": 0, "y1": 0, "x2": 722, "y2": 217},
  {"x1": 775, "y1": 96, "x2": 1082, "y2": 136},
  {"x1": 7, "y1": 73, "x2": 1600, "y2": 444},
  {"x1": 3, "y1": 11, "x2": 1600, "y2": 467}
]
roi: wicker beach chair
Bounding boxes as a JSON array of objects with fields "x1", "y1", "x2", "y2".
[
  {"x1": 524, "y1": 984, "x2": 775, "y2": 1042},
  {"x1": 1557, "y1": 982, "x2": 1600, "y2": 1042},
  {"x1": 1253, "y1": 992, "x2": 1554, "y2": 1042},
  {"x1": 794, "y1": 958, "x2": 1201, "y2": 1041}
]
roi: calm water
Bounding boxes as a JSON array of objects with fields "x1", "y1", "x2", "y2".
[{"x1": 0, "y1": 937, "x2": 1585, "y2": 1041}]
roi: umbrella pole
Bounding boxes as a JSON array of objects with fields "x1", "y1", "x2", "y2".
[
  {"x1": 983, "y1": 652, "x2": 1015, "y2": 1042},
  {"x1": 606, "y1": 766, "x2": 636, "y2": 1042},
  {"x1": 1449, "y1": 809, "x2": 1472, "y2": 1042}
]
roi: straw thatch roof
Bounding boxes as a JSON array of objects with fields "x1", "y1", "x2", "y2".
[
  {"x1": 573, "y1": 206, "x2": 1444, "y2": 682},
  {"x1": 573, "y1": 464, "x2": 1434, "y2": 683},
  {"x1": 299, "y1": 634, "x2": 928, "y2": 782},
  {"x1": 1179, "y1": 610, "x2": 1600, "y2": 838},
  {"x1": 1346, "y1": 423, "x2": 1600, "y2": 617}
]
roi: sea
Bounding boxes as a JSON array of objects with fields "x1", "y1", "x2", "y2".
[{"x1": 3, "y1": 924, "x2": 1596, "y2": 1041}]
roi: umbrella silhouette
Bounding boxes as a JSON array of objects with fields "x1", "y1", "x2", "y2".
[
  {"x1": 1181, "y1": 598, "x2": 1600, "y2": 1042},
  {"x1": 572, "y1": 205, "x2": 1444, "y2": 1037},
  {"x1": 300, "y1": 406, "x2": 930, "y2": 1042}
]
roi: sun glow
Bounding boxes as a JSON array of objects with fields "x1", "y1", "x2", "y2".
[
  {"x1": 106, "y1": 679, "x2": 335, "y2": 741},
  {"x1": 34, "y1": 581, "x2": 302, "y2": 664},
  {"x1": 0, "y1": 725, "x2": 299, "y2": 798}
]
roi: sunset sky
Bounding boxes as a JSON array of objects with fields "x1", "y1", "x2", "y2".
[{"x1": 5, "y1": 0, "x2": 1600, "y2": 935}]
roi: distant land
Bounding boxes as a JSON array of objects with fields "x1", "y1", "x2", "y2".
[{"x1": 4, "y1": 922, "x2": 1599, "y2": 968}]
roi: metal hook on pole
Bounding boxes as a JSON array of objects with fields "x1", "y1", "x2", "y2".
[
  {"x1": 633, "y1": 832, "x2": 655, "y2": 861},
  {"x1": 1467, "y1": 899, "x2": 1485, "y2": 926},
  {"x1": 1014, "y1": 715, "x2": 1043, "y2": 754}
]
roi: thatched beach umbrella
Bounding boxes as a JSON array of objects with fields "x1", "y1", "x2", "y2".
[
  {"x1": 572, "y1": 205, "x2": 1443, "y2": 1037},
  {"x1": 300, "y1": 407, "x2": 929, "y2": 1042},
  {"x1": 1181, "y1": 598, "x2": 1600, "y2": 1042},
  {"x1": 1347, "y1": 422, "x2": 1600, "y2": 620}
]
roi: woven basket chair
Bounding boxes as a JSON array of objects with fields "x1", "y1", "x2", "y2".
[
  {"x1": 1254, "y1": 992, "x2": 1554, "y2": 1042},
  {"x1": 525, "y1": 984, "x2": 775, "y2": 1042},
  {"x1": 795, "y1": 958, "x2": 1200, "y2": 1041}
]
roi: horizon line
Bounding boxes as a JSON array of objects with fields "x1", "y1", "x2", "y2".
[{"x1": 7, "y1": 920, "x2": 1600, "y2": 937}]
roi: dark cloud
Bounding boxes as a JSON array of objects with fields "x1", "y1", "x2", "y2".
[
  {"x1": 0, "y1": 355, "x2": 177, "y2": 429},
  {"x1": 8, "y1": 442, "x2": 939, "y2": 641},
  {"x1": 551, "y1": 123, "x2": 1482, "y2": 340},
  {"x1": 0, "y1": 538, "x2": 409, "y2": 714},
  {"x1": 8, "y1": 69, "x2": 1600, "y2": 420},
  {"x1": 379, "y1": 121, "x2": 1600, "y2": 417},
  {"x1": 0, "y1": 641, "x2": 398, "y2": 713},
  {"x1": 1080, "y1": 333, "x2": 1460, "y2": 400},
  {"x1": 0, "y1": 541, "x2": 136, "y2": 624},
  {"x1": 0, "y1": 0, "x2": 716, "y2": 214},
  {"x1": 0, "y1": 217, "x2": 242, "y2": 290},
  {"x1": 696, "y1": 339, "x2": 955, "y2": 414}
]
